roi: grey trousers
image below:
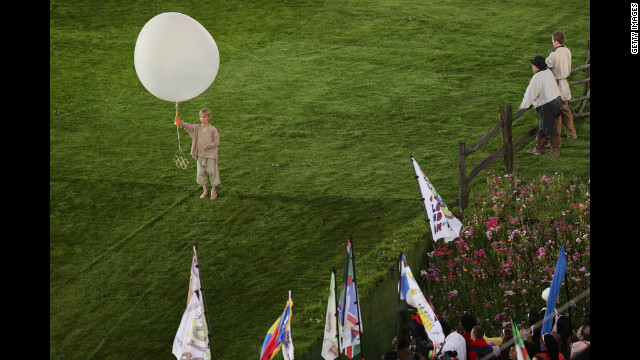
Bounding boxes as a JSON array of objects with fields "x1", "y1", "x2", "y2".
[
  {"x1": 196, "y1": 157, "x2": 221, "y2": 186},
  {"x1": 536, "y1": 96, "x2": 563, "y2": 140}
]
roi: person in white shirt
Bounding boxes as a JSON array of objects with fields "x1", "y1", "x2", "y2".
[
  {"x1": 521, "y1": 55, "x2": 564, "y2": 157},
  {"x1": 439, "y1": 320, "x2": 467, "y2": 360},
  {"x1": 546, "y1": 31, "x2": 577, "y2": 140}
]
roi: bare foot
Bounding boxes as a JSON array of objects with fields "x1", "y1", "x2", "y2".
[
  {"x1": 210, "y1": 193, "x2": 218, "y2": 200},
  {"x1": 200, "y1": 192, "x2": 208, "y2": 199}
]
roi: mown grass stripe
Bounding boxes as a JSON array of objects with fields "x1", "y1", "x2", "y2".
[{"x1": 71, "y1": 187, "x2": 198, "y2": 277}]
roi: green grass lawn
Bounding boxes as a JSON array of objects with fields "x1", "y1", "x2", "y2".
[{"x1": 50, "y1": 0, "x2": 589, "y2": 358}]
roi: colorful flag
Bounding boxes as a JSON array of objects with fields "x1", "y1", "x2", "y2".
[
  {"x1": 321, "y1": 271, "x2": 340, "y2": 360},
  {"x1": 260, "y1": 292, "x2": 294, "y2": 360},
  {"x1": 172, "y1": 292, "x2": 212, "y2": 360},
  {"x1": 510, "y1": 319, "x2": 531, "y2": 360},
  {"x1": 411, "y1": 157, "x2": 462, "y2": 243},
  {"x1": 338, "y1": 238, "x2": 362, "y2": 359},
  {"x1": 399, "y1": 254, "x2": 445, "y2": 353},
  {"x1": 541, "y1": 246, "x2": 567, "y2": 336}
]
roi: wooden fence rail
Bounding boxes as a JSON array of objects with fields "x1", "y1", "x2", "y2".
[{"x1": 457, "y1": 40, "x2": 590, "y2": 209}]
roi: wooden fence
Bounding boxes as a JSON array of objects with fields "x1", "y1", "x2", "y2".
[{"x1": 457, "y1": 40, "x2": 590, "y2": 209}]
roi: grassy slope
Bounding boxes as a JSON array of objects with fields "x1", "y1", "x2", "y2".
[{"x1": 50, "y1": 0, "x2": 589, "y2": 358}]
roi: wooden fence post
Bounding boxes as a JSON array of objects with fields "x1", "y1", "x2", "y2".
[
  {"x1": 500, "y1": 105, "x2": 514, "y2": 173},
  {"x1": 578, "y1": 39, "x2": 590, "y2": 114},
  {"x1": 458, "y1": 140, "x2": 467, "y2": 210}
]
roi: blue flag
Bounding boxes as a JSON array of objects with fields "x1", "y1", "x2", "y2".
[
  {"x1": 260, "y1": 292, "x2": 293, "y2": 360},
  {"x1": 541, "y1": 245, "x2": 567, "y2": 335}
]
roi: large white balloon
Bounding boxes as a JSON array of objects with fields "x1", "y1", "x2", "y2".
[{"x1": 134, "y1": 12, "x2": 219, "y2": 102}]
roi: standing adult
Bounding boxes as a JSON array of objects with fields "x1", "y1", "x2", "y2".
[
  {"x1": 534, "y1": 333, "x2": 565, "y2": 360},
  {"x1": 459, "y1": 314, "x2": 478, "y2": 358},
  {"x1": 410, "y1": 322, "x2": 435, "y2": 360},
  {"x1": 521, "y1": 55, "x2": 563, "y2": 157},
  {"x1": 555, "y1": 316, "x2": 578, "y2": 360},
  {"x1": 570, "y1": 325, "x2": 589, "y2": 360},
  {"x1": 392, "y1": 336, "x2": 414, "y2": 360},
  {"x1": 440, "y1": 319, "x2": 467, "y2": 360},
  {"x1": 498, "y1": 328, "x2": 513, "y2": 360},
  {"x1": 546, "y1": 31, "x2": 577, "y2": 140},
  {"x1": 539, "y1": 287, "x2": 559, "y2": 333}
]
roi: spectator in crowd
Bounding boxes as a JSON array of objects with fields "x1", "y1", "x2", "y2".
[
  {"x1": 524, "y1": 340, "x2": 539, "y2": 360},
  {"x1": 570, "y1": 324, "x2": 589, "y2": 360},
  {"x1": 531, "y1": 324, "x2": 542, "y2": 353},
  {"x1": 440, "y1": 319, "x2": 467, "y2": 360},
  {"x1": 392, "y1": 335, "x2": 414, "y2": 360},
  {"x1": 468, "y1": 326, "x2": 497, "y2": 360},
  {"x1": 410, "y1": 322, "x2": 434, "y2": 360},
  {"x1": 523, "y1": 312, "x2": 540, "y2": 341},
  {"x1": 535, "y1": 333, "x2": 565, "y2": 360},
  {"x1": 381, "y1": 351, "x2": 398, "y2": 360},
  {"x1": 554, "y1": 316, "x2": 578, "y2": 360},
  {"x1": 460, "y1": 314, "x2": 478, "y2": 357},
  {"x1": 539, "y1": 288, "x2": 559, "y2": 333},
  {"x1": 498, "y1": 328, "x2": 513, "y2": 360}
]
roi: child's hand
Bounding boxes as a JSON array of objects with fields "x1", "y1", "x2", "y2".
[
  {"x1": 174, "y1": 116, "x2": 181, "y2": 126},
  {"x1": 203, "y1": 145, "x2": 209, "y2": 150}
]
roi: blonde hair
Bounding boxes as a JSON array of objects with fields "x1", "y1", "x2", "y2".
[{"x1": 199, "y1": 108, "x2": 212, "y2": 117}]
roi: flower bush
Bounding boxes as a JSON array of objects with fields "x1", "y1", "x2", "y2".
[{"x1": 420, "y1": 171, "x2": 590, "y2": 336}]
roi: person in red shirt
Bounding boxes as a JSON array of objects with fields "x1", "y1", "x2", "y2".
[{"x1": 468, "y1": 326, "x2": 497, "y2": 360}]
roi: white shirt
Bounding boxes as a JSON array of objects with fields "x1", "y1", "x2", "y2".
[
  {"x1": 519, "y1": 69, "x2": 562, "y2": 109},
  {"x1": 441, "y1": 331, "x2": 467, "y2": 360},
  {"x1": 546, "y1": 46, "x2": 572, "y2": 101}
]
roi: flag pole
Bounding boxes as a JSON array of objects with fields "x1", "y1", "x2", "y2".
[
  {"x1": 333, "y1": 266, "x2": 343, "y2": 360},
  {"x1": 564, "y1": 272, "x2": 572, "y2": 324},
  {"x1": 560, "y1": 245, "x2": 572, "y2": 324},
  {"x1": 194, "y1": 243, "x2": 216, "y2": 360},
  {"x1": 397, "y1": 253, "x2": 403, "y2": 341},
  {"x1": 349, "y1": 237, "x2": 365, "y2": 360}
]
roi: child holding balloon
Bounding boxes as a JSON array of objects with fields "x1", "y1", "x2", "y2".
[{"x1": 175, "y1": 108, "x2": 220, "y2": 199}]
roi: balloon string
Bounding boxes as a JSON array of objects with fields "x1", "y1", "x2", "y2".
[
  {"x1": 175, "y1": 101, "x2": 188, "y2": 169},
  {"x1": 175, "y1": 102, "x2": 183, "y2": 154},
  {"x1": 177, "y1": 121, "x2": 183, "y2": 154}
]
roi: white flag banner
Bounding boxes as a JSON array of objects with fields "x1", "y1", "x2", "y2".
[
  {"x1": 187, "y1": 246, "x2": 201, "y2": 306},
  {"x1": 399, "y1": 254, "x2": 445, "y2": 353},
  {"x1": 172, "y1": 294, "x2": 211, "y2": 360},
  {"x1": 282, "y1": 319, "x2": 294, "y2": 360},
  {"x1": 282, "y1": 291, "x2": 295, "y2": 360},
  {"x1": 321, "y1": 272, "x2": 339, "y2": 360},
  {"x1": 411, "y1": 157, "x2": 462, "y2": 243}
]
